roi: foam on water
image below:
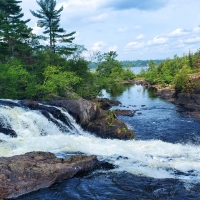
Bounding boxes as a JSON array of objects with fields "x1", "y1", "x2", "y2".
[{"x1": 0, "y1": 104, "x2": 200, "y2": 181}]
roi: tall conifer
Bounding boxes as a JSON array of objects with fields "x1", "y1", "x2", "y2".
[
  {"x1": 30, "y1": 0, "x2": 76, "y2": 56},
  {"x1": 0, "y1": 0, "x2": 32, "y2": 62}
]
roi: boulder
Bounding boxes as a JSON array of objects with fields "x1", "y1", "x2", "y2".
[
  {"x1": 114, "y1": 109, "x2": 136, "y2": 117},
  {"x1": 0, "y1": 127, "x2": 17, "y2": 138},
  {"x1": 0, "y1": 152, "x2": 98, "y2": 199},
  {"x1": 155, "y1": 88, "x2": 176, "y2": 102},
  {"x1": 175, "y1": 93, "x2": 200, "y2": 111},
  {"x1": 95, "y1": 98, "x2": 121, "y2": 110},
  {"x1": 85, "y1": 116, "x2": 135, "y2": 140},
  {"x1": 48, "y1": 99, "x2": 102, "y2": 126}
]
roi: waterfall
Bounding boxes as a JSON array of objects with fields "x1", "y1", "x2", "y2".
[{"x1": 0, "y1": 99, "x2": 200, "y2": 182}]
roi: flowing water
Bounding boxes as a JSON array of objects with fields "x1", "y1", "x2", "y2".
[{"x1": 0, "y1": 84, "x2": 200, "y2": 199}]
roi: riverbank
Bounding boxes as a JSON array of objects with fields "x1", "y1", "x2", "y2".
[{"x1": 145, "y1": 82, "x2": 200, "y2": 120}]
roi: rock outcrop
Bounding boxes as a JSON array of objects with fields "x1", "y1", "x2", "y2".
[
  {"x1": 155, "y1": 88, "x2": 176, "y2": 102},
  {"x1": 0, "y1": 152, "x2": 98, "y2": 199},
  {"x1": 95, "y1": 98, "x2": 121, "y2": 110},
  {"x1": 85, "y1": 116, "x2": 135, "y2": 140},
  {"x1": 47, "y1": 99, "x2": 101, "y2": 126},
  {"x1": 17, "y1": 98, "x2": 135, "y2": 140},
  {"x1": 48, "y1": 99, "x2": 135, "y2": 140}
]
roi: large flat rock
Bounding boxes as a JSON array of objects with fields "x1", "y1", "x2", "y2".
[{"x1": 0, "y1": 152, "x2": 98, "y2": 199}]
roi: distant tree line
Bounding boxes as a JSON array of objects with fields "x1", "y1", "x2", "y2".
[
  {"x1": 138, "y1": 51, "x2": 200, "y2": 93},
  {"x1": 120, "y1": 60, "x2": 165, "y2": 67},
  {"x1": 89, "y1": 59, "x2": 165, "y2": 69}
]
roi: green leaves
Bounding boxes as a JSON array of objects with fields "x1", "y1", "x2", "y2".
[
  {"x1": 42, "y1": 65, "x2": 81, "y2": 98},
  {"x1": 0, "y1": 60, "x2": 31, "y2": 99}
]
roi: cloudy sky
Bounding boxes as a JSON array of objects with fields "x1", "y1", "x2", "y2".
[{"x1": 21, "y1": 0, "x2": 200, "y2": 61}]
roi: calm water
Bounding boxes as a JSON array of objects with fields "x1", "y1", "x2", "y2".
[
  {"x1": 11, "y1": 84, "x2": 200, "y2": 200},
  {"x1": 131, "y1": 66, "x2": 148, "y2": 74}
]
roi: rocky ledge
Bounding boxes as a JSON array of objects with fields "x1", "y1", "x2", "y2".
[
  {"x1": 155, "y1": 88, "x2": 176, "y2": 102},
  {"x1": 45, "y1": 99, "x2": 135, "y2": 140},
  {"x1": 0, "y1": 152, "x2": 98, "y2": 199},
  {"x1": 18, "y1": 98, "x2": 135, "y2": 140}
]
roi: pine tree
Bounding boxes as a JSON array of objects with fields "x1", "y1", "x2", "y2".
[
  {"x1": 30, "y1": 0, "x2": 76, "y2": 55},
  {"x1": 0, "y1": 0, "x2": 32, "y2": 62}
]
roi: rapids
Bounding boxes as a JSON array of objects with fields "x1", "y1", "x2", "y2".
[{"x1": 0, "y1": 84, "x2": 200, "y2": 199}]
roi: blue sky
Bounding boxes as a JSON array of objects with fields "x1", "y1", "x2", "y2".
[{"x1": 21, "y1": 0, "x2": 200, "y2": 60}]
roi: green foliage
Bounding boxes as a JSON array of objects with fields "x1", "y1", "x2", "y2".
[
  {"x1": 0, "y1": 60, "x2": 32, "y2": 99},
  {"x1": 141, "y1": 54, "x2": 193, "y2": 85},
  {"x1": 174, "y1": 65, "x2": 192, "y2": 92},
  {"x1": 94, "y1": 51, "x2": 135, "y2": 97},
  {"x1": 42, "y1": 66, "x2": 81, "y2": 98}
]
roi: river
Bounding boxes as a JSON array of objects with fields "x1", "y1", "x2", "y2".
[{"x1": 1, "y1": 83, "x2": 200, "y2": 199}]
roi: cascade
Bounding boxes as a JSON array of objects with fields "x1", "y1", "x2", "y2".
[{"x1": 0, "y1": 99, "x2": 200, "y2": 182}]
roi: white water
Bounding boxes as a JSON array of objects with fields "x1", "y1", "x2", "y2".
[{"x1": 0, "y1": 104, "x2": 200, "y2": 181}]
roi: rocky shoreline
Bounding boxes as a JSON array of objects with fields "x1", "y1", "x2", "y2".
[
  {"x1": 151, "y1": 85, "x2": 200, "y2": 120},
  {"x1": 133, "y1": 78, "x2": 200, "y2": 120}
]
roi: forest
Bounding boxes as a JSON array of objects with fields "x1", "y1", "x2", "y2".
[
  {"x1": 0, "y1": 0, "x2": 135, "y2": 100},
  {"x1": 138, "y1": 51, "x2": 200, "y2": 92},
  {"x1": 1, "y1": 0, "x2": 200, "y2": 102}
]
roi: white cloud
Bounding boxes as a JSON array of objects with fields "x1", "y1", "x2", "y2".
[
  {"x1": 118, "y1": 27, "x2": 127, "y2": 32},
  {"x1": 134, "y1": 25, "x2": 142, "y2": 29},
  {"x1": 193, "y1": 26, "x2": 200, "y2": 32},
  {"x1": 108, "y1": 45, "x2": 118, "y2": 51},
  {"x1": 169, "y1": 28, "x2": 188, "y2": 36},
  {"x1": 147, "y1": 36, "x2": 168, "y2": 45},
  {"x1": 32, "y1": 23, "x2": 42, "y2": 34},
  {"x1": 89, "y1": 14, "x2": 107, "y2": 22},
  {"x1": 58, "y1": 0, "x2": 100, "y2": 10},
  {"x1": 91, "y1": 41, "x2": 106, "y2": 51},
  {"x1": 182, "y1": 37, "x2": 200, "y2": 44},
  {"x1": 124, "y1": 41, "x2": 145, "y2": 52},
  {"x1": 135, "y1": 34, "x2": 145, "y2": 40}
]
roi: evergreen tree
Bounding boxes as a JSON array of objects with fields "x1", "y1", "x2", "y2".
[
  {"x1": 30, "y1": 0, "x2": 76, "y2": 55},
  {"x1": 0, "y1": 0, "x2": 32, "y2": 62}
]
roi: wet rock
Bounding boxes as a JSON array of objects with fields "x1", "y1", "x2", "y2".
[
  {"x1": 19, "y1": 100, "x2": 40, "y2": 109},
  {"x1": 85, "y1": 116, "x2": 135, "y2": 140},
  {"x1": 114, "y1": 109, "x2": 136, "y2": 117},
  {"x1": 134, "y1": 80, "x2": 151, "y2": 87},
  {"x1": 0, "y1": 127, "x2": 17, "y2": 138},
  {"x1": 0, "y1": 152, "x2": 98, "y2": 199},
  {"x1": 48, "y1": 99, "x2": 135, "y2": 140},
  {"x1": 155, "y1": 88, "x2": 176, "y2": 102},
  {"x1": 95, "y1": 98, "x2": 121, "y2": 110},
  {"x1": 48, "y1": 99, "x2": 102, "y2": 126}
]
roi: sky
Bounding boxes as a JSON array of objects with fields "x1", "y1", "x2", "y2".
[{"x1": 21, "y1": 0, "x2": 200, "y2": 61}]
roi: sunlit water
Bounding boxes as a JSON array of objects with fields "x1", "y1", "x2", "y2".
[{"x1": 0, "y1": 84, "x2": 200, "y2": 199}]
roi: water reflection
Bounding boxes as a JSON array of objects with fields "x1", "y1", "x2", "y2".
[{"x1": 106, "y1": 83, "x2": 126, "y2": 97}]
